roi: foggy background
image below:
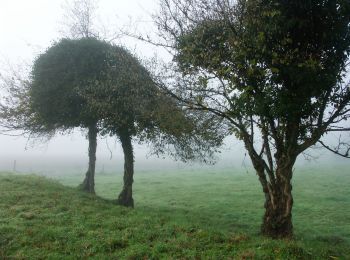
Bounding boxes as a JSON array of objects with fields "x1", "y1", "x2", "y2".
[{"x1": 0, "y1": 0, "x2": 347, "y2": 175}]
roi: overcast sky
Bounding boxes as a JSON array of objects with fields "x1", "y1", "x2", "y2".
[
  {"x1": 0, "y1": 0, "x2": 158, "y2": 60},
  {"x1": 0, "y1": 0, "x2": 346, "y2": 174}
]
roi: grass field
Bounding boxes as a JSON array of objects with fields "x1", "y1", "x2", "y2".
[{"x1": 0, "y1": 166, "x2": 349, "y2": 259}]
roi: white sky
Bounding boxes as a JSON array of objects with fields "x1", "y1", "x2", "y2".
[
  {"x1": 0, "y1": 0, "x2": 158, "y2": 61},
  {"x1": 0, "y1": 0, "x2": 346, "y2": 173}
]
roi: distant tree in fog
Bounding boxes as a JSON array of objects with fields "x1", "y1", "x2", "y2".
[
  {"x1": 60, "y1": 0, "x2": 122, "y2": 42},
  {"x1": 60, "y1": 0, "x2": 99, "y2": 39}
]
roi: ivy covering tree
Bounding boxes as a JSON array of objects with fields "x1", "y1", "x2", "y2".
[
  {"x1": 154, "y1": 0, "x2": 350, "y2": 238},
  {"x1": 0, "y1": 37, "x2": 225, "y2": 207},
  {"x1": 28, "y1": 38, "x2": 113, "y2": 194}
]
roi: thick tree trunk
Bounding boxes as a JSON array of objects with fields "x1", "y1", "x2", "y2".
[
  {"x1": 79, "y1": 123, "x2": 98, "y2": 193},
  {"x1": 261, "y1": 163, "x2": 294, "y2": 239},
  {"x1": 116, "y1": 132, "x2": 134, "y2": 208},
  {"x1": 243, "y1": 121, "x2": 298, "y2": 239}
]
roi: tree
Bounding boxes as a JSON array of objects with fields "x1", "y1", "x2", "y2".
[
  {"x1": 60, "y1": 0, "x2": 122, "y2": 42},
  {"x1": 1, "y1": 37, "x2": 224, "y2": 206},
  {"x1": 60, "y1": 0, "x2": 99, "y2": 39},
  {"x1": 81, "y1": 44, "x2": 226, "y2": 207},
  {"x1": 154, "y1": 0, "x2": 350, "y2": 238},
  {"x1": 28, "y1": 38, "x2": 115, "y2": 193},
  {"x1": 1, "y1": 0, "x2": 102, "y2": 193},
  {"x1": 1, "y1": 41, "x2": 109, "y2": 195}
]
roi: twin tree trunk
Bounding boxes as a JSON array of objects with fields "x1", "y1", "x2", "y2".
[
  {"x1": 258, "y1": 161, "x2": 294, "y2": 239},
  {"x1": 79, "y1": 124, "x2": 135, "y2": 207},
  {"x1": 116, "y1": 132, "x2": 134, "y2": 208},
  {"x1": 80, "y1": 123, "x2": 98, "y2": 193}
]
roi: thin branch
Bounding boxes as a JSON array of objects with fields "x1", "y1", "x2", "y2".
[{"x1": 318, "y1": 140, "x2": 350, "y2": 158}]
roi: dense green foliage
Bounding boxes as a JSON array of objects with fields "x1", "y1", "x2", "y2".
[
  {"x1": 12, "y1": 37, "x2": 224, "y2": 162},
  {"x1": 1, "y1": 169, "x2": 349, "y2": 259},
  {"x1": 29, "y1": 38, "x2": 151, "y2": 194},
  {"x1": 30, "y1": 38, "x2": 110, "y2": 129},
  {"x1": 175, "y1": 0, "x2": 350, "y2": 127},
  {"x1": 30, "y1": 37, "x2": 166, "y2": 134}
]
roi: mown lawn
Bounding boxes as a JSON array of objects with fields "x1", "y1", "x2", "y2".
[{"x1": 0, "y1": 167, "x2": 349, "y2": 259}]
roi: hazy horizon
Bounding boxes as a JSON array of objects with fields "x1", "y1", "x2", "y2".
[
  {"x1": 0, "y1": 130, "x2": 347, "y2": 175},
  {"x1": 0, "y1": 0, "x2": 348, "y2": 175}
]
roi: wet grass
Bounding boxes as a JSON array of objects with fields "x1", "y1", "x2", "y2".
[{"x1": 0, "y1": 166, "x2": 349, "y2": 259}]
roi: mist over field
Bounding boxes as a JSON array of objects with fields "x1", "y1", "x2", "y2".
[{"x1": 0, "y1": 131, "x2": 347, "y2": 175}]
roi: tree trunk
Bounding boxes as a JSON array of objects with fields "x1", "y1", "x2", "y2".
[
  {"x1": 261, "y1": 163, "x2": 294, "y2": 239},
  {"x1": 116, "y1": 132, "x2": 134, "y2": 208},
  {"x1": 79, "y1": 123, "x2": 98, "y2": 193}
]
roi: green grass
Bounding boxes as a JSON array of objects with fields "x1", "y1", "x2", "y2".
[{"x1": 0, "y1": 166, "x2": 349, "y2": 259}]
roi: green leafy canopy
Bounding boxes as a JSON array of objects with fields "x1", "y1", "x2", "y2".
[{"x1": 27, "y1": 37, "x2": 224, "y2": 162}]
